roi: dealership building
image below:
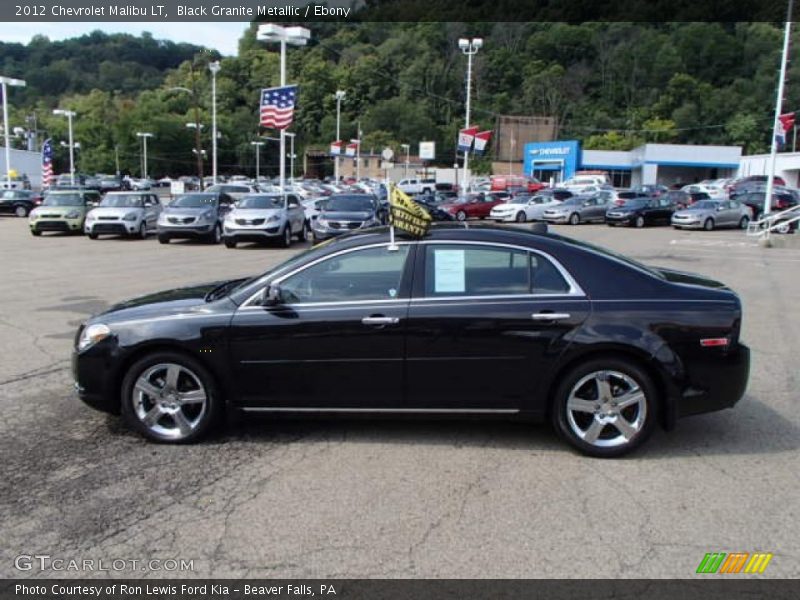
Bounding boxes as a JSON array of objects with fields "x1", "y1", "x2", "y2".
[{"x1": 523, "y1": 140, "x2": 742, "y2": 188}]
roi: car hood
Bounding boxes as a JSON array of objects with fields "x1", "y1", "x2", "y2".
[
  {"x1": 319, "y1": 211, "x2": 373, "y2": 221},
  {"x1": 228, "y1": 208, "x2": 282, "y2": 219},
  {"x1": 90, "y1": 207, "x2": 144, "y2": 218},
  {"x1": 163, "y1": 206, "x2": 214, "y2": 216},
  {"x1": 97, "y1": 279, "x2": 241, "y2": 322},
  {"x1": 34, "y1": 205, "x2": 86, "y2": 215}
]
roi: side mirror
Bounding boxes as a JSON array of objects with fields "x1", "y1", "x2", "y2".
[
  {"x1": 144, "y1": 202, "x2": 153, "y2": 207},
  {"x1": 717, "y1": 205, "x2": 725, "y2": 211},
  {"x1": 261, "y1": 284, "x2": 284, "y2": 306},
  {"x1": 583, "y1": 201, "x2": 592, "y2": 207}
]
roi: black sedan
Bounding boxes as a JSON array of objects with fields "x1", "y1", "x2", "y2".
[
  {"x1": 0, "y1": 190, "x2": 40, "y2": 217},
  {"x1": 72, "y1": 224, "x2": 750, "y2": 457},
  {"x1": 606, "y1": 196, "x2": 676, "y2": 227}
]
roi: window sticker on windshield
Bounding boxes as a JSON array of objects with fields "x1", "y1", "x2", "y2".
[{"x1": 434, "y1": 249, "x2": 466, "y2": 293}]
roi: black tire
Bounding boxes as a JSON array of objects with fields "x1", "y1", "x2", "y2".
[
  {"x1": 88, "y1": 232, "x2": 98, "y2": 240},
  {"x1": 456, "y1": 210, "x2": 467, "y2": 222},
  {"x1": 31, "y1": 229, "x2": 41, "y2": 237},
  {"x1": 158, "y1": 234, "x2": 170, "y2": 244},
  {"x1": 298, "y1": 220, "x2": 309, "y2": 242},
  {"x1": 703, "y1": 218, "x2": 714, "y2": 231},
  {"x1": 279, "y1": 224, "x2": 292, "y2": 248},
  {"x1": 208, "y1": 224, "x2": 222, "y2": 244},
  {"x1": 224, "y1": 238, "x2": 237, "y2": 249},
  {"x1": 14, "y1": 205, "x2": 29, "y2": 218},
  {"x1": 634, "y1": 215, "x2": 645, "y2": 228},
  {"x1": 120, "y1": 351, "x2": 222, "y2": 443},
  {"x1": 569, "y1": 212, "x2": 580, "y2": 225},
  {"x1": 515, "y1": 211, "x2": 527, "y2": 223},
  {"x1": 551, "y1": 356, "x2": 659, "y2": 458},
  {"x1": 138, "y1": 221, "x2": 147, "y2": 239},
  {"x1": 738, "y1": 216, "x2": 749, "y2": 229}
]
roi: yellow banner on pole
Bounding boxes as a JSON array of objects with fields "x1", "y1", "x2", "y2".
[{"x1": 389, "y1": 185, "x2": 432, "y2": 238}]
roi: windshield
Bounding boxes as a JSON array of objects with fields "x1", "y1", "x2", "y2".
[
  {"x1": 42, "y1": 194, "x2": 83, "y2": 207},
  {"x1": 324, "y1": 195, "x2": 374, "y2": 212},
  {"x1": 620, "y1": 199, "x2": 648, "y2": 208},
  {"x1": 691, "y1": 201, "x2": 717, "y2": 209},
  {"x1": 238, "y1": 195, "x2": 284, "y2": 209},
  {"x1": 171, "y1": 194, "x2": 217, "y2": 208},
  {"x1": 509, "y1": 196, "x2": 531, "y2": 204},
  {"x1": 100, "y1": 194, "x2": 147, "y2": 208},
  {"x1": 1, "y1": 191, "x2": 27, "y2": 199}
]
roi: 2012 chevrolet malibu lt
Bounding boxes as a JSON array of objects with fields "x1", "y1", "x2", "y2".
[{"x1": 72, "y1": 224, "x2": 750, "y2": 457}]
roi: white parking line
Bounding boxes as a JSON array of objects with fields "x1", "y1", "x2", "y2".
[{"x1": 669, "y1": 238, "x2": 760, "y2": 248}]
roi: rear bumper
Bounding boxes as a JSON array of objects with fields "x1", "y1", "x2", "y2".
[{"x1": 675, "y1": 343, "x2": 750, "y2": 419}]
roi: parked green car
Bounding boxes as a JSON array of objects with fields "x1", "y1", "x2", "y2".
[{"x1": 29, "y1": 189, "x2": 102, "y2": 236}]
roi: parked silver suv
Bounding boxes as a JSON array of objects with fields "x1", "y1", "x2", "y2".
[
  {"x1": 156, "y1": 192, "x2": 234, "y2": 244},
  {"x1": 85, "y1": 192, "x2": 162, "y2": 239},
  {"x1": 223, "y1": 193, "x2": 307, "y2": 248}
]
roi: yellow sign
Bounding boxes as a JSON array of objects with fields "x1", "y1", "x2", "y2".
[{"x1": 389, "y1": 185, "x2": 431, "y2": 238}]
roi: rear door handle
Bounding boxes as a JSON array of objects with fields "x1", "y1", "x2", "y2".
[
  {"x1": 532, "y1": 312, "x2": 571, "y2": 321},
  {"x1": 361, "y1": 316, "x2": 400, "y2": 326}
]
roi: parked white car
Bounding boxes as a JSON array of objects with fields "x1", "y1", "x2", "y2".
[
  {"x1": 397, "y1": 178, "x2": 436, "y2": 195},
  {"x1": 561, "y1": 175, "x2": 609, "y2": 194},
  {"x1": 85, "y1": 192, "x2": 162, "y2": 239},
  {"x1": 490, "y1": 194, "x2": 561, "y2": 222},
  {"x1": 681, "y1": 184, "x2": 726, "y2": 199},
  {"x1": 302, "y1": 197, "x2": 328, "y2": 222}
]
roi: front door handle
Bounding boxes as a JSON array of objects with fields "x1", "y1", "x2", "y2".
[
  {"x1": 361, "y1": 316, "x2": 400, "y2": 326},
  {"x1": 531, "y1": 312, "x2": 571, "y2": 321}
]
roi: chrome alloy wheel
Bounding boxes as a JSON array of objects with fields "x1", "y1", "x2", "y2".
[
  {"x1": 565, "y1": 370, "x2": 647, "y2": 448},
  {"x1": 132, "y1": 363, "x2": 208, "y2": 440}
]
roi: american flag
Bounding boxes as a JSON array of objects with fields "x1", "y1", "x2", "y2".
[
  {"x1": 259, "y1": 85, "x2": 297, "y2": 129},
  {"x1": 41, "y1": 138, "x2": 54, "y2": 189}
]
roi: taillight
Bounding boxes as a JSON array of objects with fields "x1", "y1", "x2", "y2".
[{"x1": 700, "y1": 338, "x2": 729, "y2": 348}]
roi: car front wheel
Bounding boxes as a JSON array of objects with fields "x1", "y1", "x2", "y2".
[
  {"x1": 569, "y1": 213, "x2": 580, "y2": 225},
  {"x1": 516, "y1": 211, "x2": 527, "y2": 223},
  {"x1": 552, "y1": 357, "x2": 658, "y2": 458},
  {"x1": 158, "y1": 234, "x2": 170, "y2": 244},
  {"x1": 634, "y1": 215, "x2": 645, "y2": 228},
  {"x1": 739, "y1": 216, "x2": 750, "y2": 229},
  {"x1": 703, "y1": 218, "x2": 715, "y2": 231},
  {"x1": 456, "y1": 210, "x2": 467, "y2": 221},
  {"x1": 15, "y1": 205, "x2": 29, "y2": 218},
  {"x1": 121, "y1": 352, "x2": 221, "y2": 443}
]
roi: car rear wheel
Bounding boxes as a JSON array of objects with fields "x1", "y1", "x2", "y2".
[
  {"x1": 552, "y1": 357, "x2": 658, "y2": 458},
  {"x1": 569, "y1": 213, "x2": 580, "y2": 225},
  {"x1": 703, "y1": 218, "x2": 715, "y2": 231},
  {"x1": 515, "y1": 211, "x2": 527, "y2": 223},
  {"x1": 634, "y1": 215, "x2": 645, "y2": 228},
  {"x1": 456, "y1": 210, "x2": 467, "y2": 221},
  {"x1": 88, "y1": 232, "x2": 98, "y2": 240},
  {"x1": 15, "y1": 205, "x2": 29, "y2": 218},
  {"x1": 31, "y1": 230, "x2": 41, "y2": 236},
  {"x1": 121, "y1": 352, "x2": 221, "y2": 443},
  {"x1": 298, "y1": 220, "x2": 309, "y2": 242},
  {"x1": 738, "y1": 216, "x2": 750, "y2": 229},
  {"x1": 138, "y1": 221, "x2": 147, "y2": 239},
  {"x1": 224, "y1": 238, "x2": 237, "y2": 249},
  {"x1": 158, "y1": 234, "x2": 170, "y2": 244}
]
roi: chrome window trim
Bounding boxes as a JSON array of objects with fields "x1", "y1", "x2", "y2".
[{"x1": 239, "y1": 237, "x2": 585, "y2": 310}]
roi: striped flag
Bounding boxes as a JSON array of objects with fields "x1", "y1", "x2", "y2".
[
  {"x1": 330, "y1": 141, "x2": 342, "y2": 155},
  {"x1": 41, "y1": 138, "x2": 54, "y2": 189},
  {"x1": 473, "y1": 130, "x2": 492, "y2": 155},
  {"x1": 457, "y1": 127, "x2": 478, "y2": 152},
  {"x1": 259, "y1": 85, "x2": 298, "y2": 130}
]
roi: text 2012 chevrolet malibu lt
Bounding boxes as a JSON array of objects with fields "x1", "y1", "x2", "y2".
[{"x1": 72, "y1": 224, "x2": 749, "y2": 457}]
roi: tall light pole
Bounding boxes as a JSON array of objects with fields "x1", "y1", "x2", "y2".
[
  {"x1": 136, "y1": 132, "x2": 153, "y2": 180},
  {"x1": 334, "y1": 89, "x2": 345, "y2": 181},
  {"x1": 1, "y1": 75, "x2": 26, "y2": 188},
  {"x1": 285, "y1": 131, "x2": 296, "y2": 183},
  {"x1": 169, "y1": 75, "x2": 204, "y2": 189},
  {"x1": 251, "y1": 141, "x2": 264, "y2": 182},
  {"x1": 257, "y1": 24, "x2": 310, "y2": 195},
  {"x1": 401, "y1": 143, "x2": 410, "y2": 178},
  {"x1": 53, "y1": 108, "x2": 76, "y2": 185},
  {"x1": 458, "y1": 37, "x2": 482, "y2": 195},
  {"x1": 208, "y1": 60, "x2": 221, "y2": 185}
]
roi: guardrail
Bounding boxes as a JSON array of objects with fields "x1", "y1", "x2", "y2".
[{"x1": 746, "y1": 204, "x2": 800, "y2": 237}]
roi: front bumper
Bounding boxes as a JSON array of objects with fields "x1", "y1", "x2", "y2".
[
  {"x1": 30, "y1": 218, "x2": 84, "y2": 233},
  {"x1": 72, "y1": 345, "x2": 120, "y2": 414},
  {"x1": 542, "y1": 214, "x2": 569, "y2": 223},
  {"x1": 672, "y1": 218, "x2": 703, "y2": 229},
  {"x1": 223, "y1": 224, "x2": 282, "y2": 241},
  {"x1": 491, "y1": 213, "x2": 516, "y2": 222},
  {"x1": 86, "y1": 221, "x2": 140, "y2": 235},
  {"x1": 606, "y1": 214, "x2": 635, "y2": 225},
  {"x1": 157, "y1": 223, "x2": 215, "y2": 238}
]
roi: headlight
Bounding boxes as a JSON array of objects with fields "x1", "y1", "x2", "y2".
[
  {"x1": 29, "y1": 209, "x2": 39, "y2": 219},
  {"x1": 78, "y1": 323, "x2": 112, "y2": 351},
  {"x1": 122, "y1": 212, "x2": 138, "y2": 221},
  {"x1": 315, "y1": 218, "x2": 329, "y2": 228},
  {"x1": 199, "y1": 209, "x2": 215, "y2": 222},
  {"x1": 266, "y1": 214, "x2": 281, "y2": 223},
  {"x1": 64, "y1": 211, "x2": 80, "y2": 219},
  {"x1": 86, "y1": 213, "x2": 96, "y2": 221}
]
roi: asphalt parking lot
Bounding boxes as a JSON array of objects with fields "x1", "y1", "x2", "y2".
[{"x1": 0, "y1": 217, "x2": 798, "y2": 579}]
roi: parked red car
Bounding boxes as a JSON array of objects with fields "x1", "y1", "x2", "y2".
[
  {"x1": 490, "y1": 175, "x2": 546, "y2": 194},
  {"x1": 441, "y1": 193, "x2": 508, "y2": 221}
]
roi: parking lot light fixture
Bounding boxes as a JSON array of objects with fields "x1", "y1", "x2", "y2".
[
  {"x1": 334, "y1": 90, "x2": 346, "y2": 181},
  {"x1": 136, "y1": 132, "x2": 154, "y2": 180},
  {"x1": 53, "y1": 108, "x2": 76, "y2": 185},
  {"x1": 209, "y1": 61, "x2": 221, "y2": 185},
  {"x1": 458, "y1": 38, "x2": 483, "y2": 195},
  {"x1": 1, "y1": 76, "x2": 26, "y2": 189},
  {"x1": 257, "y1": 23, "x2": 310, "y2": 195}
]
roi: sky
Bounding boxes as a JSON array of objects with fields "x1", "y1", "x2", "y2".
[{"x1": 5, "y1": 22, "x2": 251, "y2": 56}]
